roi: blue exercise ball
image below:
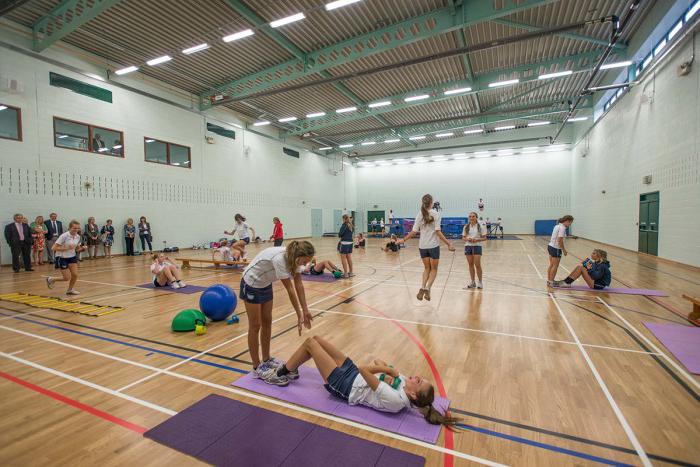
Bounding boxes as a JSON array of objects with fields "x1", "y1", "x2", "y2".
[{"x1": 199, "y1": 284, "x2": 237, "y2": 321}]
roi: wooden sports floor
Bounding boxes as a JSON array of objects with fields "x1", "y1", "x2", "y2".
[{"x1": 0, "y1": 236, "x2": 698, "y2": 467}]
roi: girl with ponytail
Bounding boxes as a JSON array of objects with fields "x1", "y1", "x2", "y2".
[
  {"x1": 398, "y1": 194, "x2": 455, "y2": 301},
  {"x1": 547, "y1": 215, "x2": 574, "y2": 286},
  {"x1": 240, "y1": 240, "x2": 316, "y2": 386},
  {"x1": 338, "y1": 214, "x2": 355, "y2": 277}
]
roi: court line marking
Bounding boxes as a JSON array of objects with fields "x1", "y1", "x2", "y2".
[
  {"x1": 115, "y1": 279, "x2": 372, "y2": 393},
  {"x1": 0, "y1": 308, "x2": 49, "y2": 322},
  {"x1": 597, "y1": 297, "x2": 700, "y2": 392},
  {"x1": 549, "y1": 293, "x2": 652, "y2": 467},
  {"x1": 310, "y1": 308, "x2": 660, "y2": 356},
  {"x1": 527, "y1": 254, "x2": 544, "y2": 280},
  {"x1": 0, "y1": 351, "x2": 176, "y2": 416},
  {"x1": 520, "y1": 242, "x2": 527, "y2": 252},
  {"x1": 0, "y1": 324, "x2": 505, "y2": 466}
]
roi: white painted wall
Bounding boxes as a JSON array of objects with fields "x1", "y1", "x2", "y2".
[
  {"x1": 571, "y1": 32, "x2": 700, "y2": 267},
  {"x1": 355, "y1": 149, "x2": 572, "y2": 234},
  {"x1": 0, "y1": 44, "x2": 356, "y2": 263}
]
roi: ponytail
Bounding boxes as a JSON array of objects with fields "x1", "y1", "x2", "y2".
[
  {"x1": 285, "y1": 240, "x2": 316, "y2": 274},
  {"x1": 342, "y1": 214, "x2": 353, "y2": 231},
  {"x1": 235, "y1": 213, "x2": 246, "y2": 223},
  {"x1": 558, "y1": 214, "x2": 574, "y2": 224},
  {"x1": 420, "y1": 194, "x2": 434, "y2": 225},
  {"x1": 411, "y1": 384, "x2": 461, "y2": 430}
]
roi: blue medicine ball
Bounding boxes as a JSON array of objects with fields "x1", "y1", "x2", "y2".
[{"x1": 199, "y1": 284, "x2": 237, "y2": 321}]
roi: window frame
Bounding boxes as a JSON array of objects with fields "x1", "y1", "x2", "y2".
[
  {"x1": 52, "y1": 116, "x2": 124, "y2": 158},
  {"x1": 143, "y1": 136, "x2": 191, "y2": 169},
  {"x1": 0, "y1": 103, "x2": 23, "y2": 142}
]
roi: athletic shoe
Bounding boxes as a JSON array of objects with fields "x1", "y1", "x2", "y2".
[
  {"x1": 477, "y1": 282, "x2": 483, "y2": 289},
  {"x1": 170, "y1": 282, "x2": 181, "y2": 289},
  {"x1": 66, "y1": 290, "x2": 80, "y2": 295},
  {"x1": 178, "y1": 281, "x2": 187, "y2": 287},
  {"x1": 463, "y1": 282, "x2": 476, "y2": 290},
  {"x1": 255, "y1": 365, "x2": 289, "y2": 386},
  {"x1": 46, "y1": 276, "x2": 55, "y2": 289},
  {"x1": 286, "y1": 368, "x2": 300, "y2": 380},
  {"x1": 416, "y1": 288, "x2": 425, "y2": 300},
  {"x1": 265, "y1": 356, "x2": 283, "y2": 367},
  {"x1": 348, "y1": 272, "x2": 355, "y2": 277},
  {"x1": 424, "y1": 289, "x2": 431, "y2": 301},
  {"x1": 252, "y1": 362, "x2": 270, "y2": 378},
  {"x1": 553, "y1": 281, "x2": 570, "y2": 288}
]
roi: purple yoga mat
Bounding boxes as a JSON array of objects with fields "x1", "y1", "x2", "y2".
[
  {"x1": 644, "y1": 322, "x2": 700, "y2": 374},
  {"x1": 301, "y1": 273, "x2": 338, "y2": 283},
  {"x1": 554, "y1": 285, "x2": 668, "y2": 296},
  {"x1": 136, "y1": 283, "x2": 207, "y2": 294},
  {"x1": 145, "y1": 394, "x2": 424, "y2": 467},
  {"x1": 231, "y1": 365, "x2": 449, "y2": 444}
]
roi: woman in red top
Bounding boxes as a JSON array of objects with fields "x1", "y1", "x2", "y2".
[{"x1": 270, "y1": 217, "x2": 284, "y2": 247}]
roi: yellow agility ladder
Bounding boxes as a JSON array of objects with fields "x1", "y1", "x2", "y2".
[{"x1": 0, "y1": 292, "x2": 125, "y2": 317}]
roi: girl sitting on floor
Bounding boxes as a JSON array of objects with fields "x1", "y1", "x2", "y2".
[
  {"x1": 150, "y1": 253, "x2": 187, "y2": 289},
  {"x1": 354, "y1": 233, "x2": 366, "y2": 249},
  {"x1": 381, "y1": 234, "x2": 399, "y2": 252},
  {"x1": 274, "y1": 335, "x2": 460, "y2": 427},
  {"x1": 301, "y1": 257, "x2": 341, "y2": 276},
  {"x1": 553, "y1": 249, "x2": 611, "y2": 289}
]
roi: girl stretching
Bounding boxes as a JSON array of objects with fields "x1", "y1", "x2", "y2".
[
  {"x1": 150, "y1": 253, "x2": 187, "y2": 289},
  {"x1": 274, "y1": 335, "x2": 460, "y2": 427},
  {"x1": 241, "y1": 241, "x2": 315, "y2": 385},
  {"x1": 462, "y1": 212, "x2": 486, "y2": 289},
  {"x1": 225, "y1": 213, "x2": 255, "y2": 253},
  {"x1": 547, "y1": 215, "x2": 574, "y2": 287},
  {"x1": 302, "y1": 258, "x2": 341, "y2": 276},
  {"x1": 398, "y1": 194, "x2": 455, "y2": 301},
  {"x1": 338, "y1": 214, "x2": 354, "y2": 277},
  {"x1": 46, "y1": 220, "x2": 86, "y2": 295},
  {"x1": 554, "y1": 249, "x2": 611, "y2": 289}
]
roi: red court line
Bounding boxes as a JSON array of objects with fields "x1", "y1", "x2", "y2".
[{"x1": 0, "y1": 371, "x2": 148, "y2": 434}]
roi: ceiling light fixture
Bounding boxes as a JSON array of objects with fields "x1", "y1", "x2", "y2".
[
  {"x1": 444, "y1": 87, "x2": 472, "y2": 95},
  {"x1": 325, "y1": 0, "x2": 362, "y2": 11},
  {"x1": 223, "y1": 29, "x2": 254, "y2": 42},
  {"x1": 463, "y1": 128, "x2": 484, "y2": 134},
  {"x1": 182, "y1": 43, "x2": 209, "y2": 55},
  {"x1": 253, "y1": 120, "x2": 271, "y2": 126},
  {"x1": 404, "y1": 94, "x2": 429, "y2": 102},
  {"x1": 306, "y1": 112, "x2": 326, "y2": 118},
  {"x1": 368, "y1": 101, "x2": 391, "y2": 108},
  {"x1": 435, "y1": 132, "x2": 454, "y2": 138},
  {"x1": 270, "y1": 13, "x2": 305, "y2": 28},
  {"x1": 361, "y1": 141, "x2": 376, "y2": 146},
  {"x1": 538, "y1": 70, "x2": 572, "y2": 80},
  {"x1": 528, "y1": 121, "x2": 551, "y2": 127},
  {"x1": 567, "y1": 117, "x2": 588, "y2": 122},
  {"x1": 319, "y1": 147, "x2": 332, "y2": 150},
  {"x1": 146, "y1": 55, "x2": 172, "y2": 66},
  {"x1": 339, "y1": 144, "x2": 354, "y2": 148},
  {"x1": 409, "y1": 135, "x2": 426, "y2": 140},
  {"x1": 336, "y1": 106, "x2": 357, "y2": 113},
  {"x1": 488, "y1": 78, "x2": 519, "y2": 88},
  {"x1": 115, "y1": 65, "x2": 138, "y2": 75},
  {"x1": 494, "y1": 125, "x2": 516, "y2": 131},
  {"x1": 384, "y1": 139, "x2": 400, "y2": 143},
  {"x1": 600, "y1": 60, "x2": 633, "y2": 70}
]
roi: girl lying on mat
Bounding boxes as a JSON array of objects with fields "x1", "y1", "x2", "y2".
[
  {"x1": 272, "y1": 335, "x2": 460, "y2": 427},
  {"x1": 301, "y1": 258, "x2": 341, "y2": 276},
  {"x1": 553, "y1": 249, "x2": 611, "y2": 289},
  {"x1": 150, "y1": 253, "x2": 187, "y2": 289}
]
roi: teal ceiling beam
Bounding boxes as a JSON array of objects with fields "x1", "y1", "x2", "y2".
[
  {"x1": 200, "y1": 0, "x2": 560, "y2": 107},
  {"x1": 491, "y1": 18, "x2": 628, "y2": 51},
  {"x1": 32, "y1": 0, "x2": 122, "y2": 52},
  {"x1": 284, "y1": 50, "x2": 605, "y2": 137}
]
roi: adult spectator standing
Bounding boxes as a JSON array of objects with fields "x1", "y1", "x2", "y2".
[
  {"x1": 139, "y1": 216, "x2": 153, "y2": 253},
  {"x1": 44, "y1": 213, "x2": 63, "y2": 264},
  {"x1": 124, "y1": 218, "x2": 136, "y2": 256},
  {"x1": 270, "y1": 217, "x2": 284, "y2": 247},
  {"x1": 4, "y1": 213, "x2": 33, "y2": 272}
]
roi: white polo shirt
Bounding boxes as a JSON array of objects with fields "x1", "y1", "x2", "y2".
[
  {"x1": 231, "y1": 222, "x2": 251, "y2": 240},
  {"x1": 348, "y1": 373, "x2": 412, "y2": 413},
  {"x1": 242, "y1": 247, "x2": 291, "y2": 288},
  {"x1": 463, "y1": 223, "x2": 483, "y2": 244},
  {"x1": 54, "y1": 232, "x2": 81, "y2": 259},
  {"x1": 549, "y1": 223, "x2": 567, "y2": 249},
  {"x1": 412, "y1": 209, "x2": 442, "y2": 249}
]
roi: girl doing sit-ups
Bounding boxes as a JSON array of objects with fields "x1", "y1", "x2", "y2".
[{"x1": 301, "y1": 257, "x2": 341, "y2": 276}]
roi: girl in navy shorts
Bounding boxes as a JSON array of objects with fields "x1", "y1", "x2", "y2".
[
  {"x1": 338, "y1": 214, "x2": 355, "y2": 278},
  {"x1": 547, "y1": 215, "x2": 574, "y2": 286},
  {"x1": 301, "y1": 257, "x2": 341, "y2": 276},
  {"x1": 462, "y1": 212, "x2": 486, "y2": 289},
  {"x1": 45, "y1": 220, "x2": 86, "y2": 295}
]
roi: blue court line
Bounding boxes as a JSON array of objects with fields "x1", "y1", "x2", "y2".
[
  {"x1": 458, "y1": 424, "x2": 634, "y2": 466},
  {"x1": 0, "y1": 313, "x2": 248, "y2": 374}
]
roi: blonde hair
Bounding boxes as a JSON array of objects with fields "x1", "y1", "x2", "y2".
[
  {"x1": 420, "y1": 194, "x2": 434, "y2": 225},
  {"x1": 464, "y1": 212, "x2": 481, "y2": 236},
  {"x1": 411, "y1": 384, "x2": 461, "y2": 429},
  {"x1": 593, "y1": 249, "x2": 608, "y2": 262},
  {"x1": 342, "y1": 214, "x2": 353, "y2": 231},
  {"x1": 285, "y1": 240, "x2": 316, "y2": 274}
]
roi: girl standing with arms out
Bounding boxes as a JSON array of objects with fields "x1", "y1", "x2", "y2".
[
  {"x1": 547, "y1": 215, "x2": 574, "y2": 286},
  {"x1": 225, "y1": 213, "x2": 254, "y2": 252},
  {"x1": 270, "y1": 217, "x2": 284, "y2": 247},
  {"x1": 124, "y1": 218, "x2": 136, "y2": 256},
  {"x1": 338, "y1": 214, "x2": 354, "y2": 278},
  {"x1": 101, "y1": 219, "x2": 115, "y2": 258},
  {"x1": 84, "y1": 217, "x2": 100, "y2": 259},
  {"x1": 31, "y1": 215, "x2": 47, "y2": 266},
  {"x1": 46, "y1": 220, "x2": 86, "y2": 295},
  {"x1": 462, "y1": 212, "x2": 486, "y2": 289},
  {"x1": 398, "y1": 194, "x2": 455, "y2": 301},
  {"x1": 240, "y1": 240, "x2": 316, "y2": 385}
]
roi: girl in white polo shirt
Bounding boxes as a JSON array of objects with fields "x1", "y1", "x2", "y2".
[
  {"x1": 45, "y1": 220, "x2": 86, "y2": 295},
  {"x1": 462, "y1": 212, "x2": 487, "y2": 289},
  {"x1": 225, "y1": 213, "x2": 255, "y2": 256},
  {"x1": 241, "y1": 240, "x2": 316, "y2": 385},
  {"x1": 547, "y1": 215, "x2": 574, "y2": 286},
  {"x1": 398, "y1": 194, "x2": 454, "y2": 301}
]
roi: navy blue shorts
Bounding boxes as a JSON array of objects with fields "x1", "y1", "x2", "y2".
[
  {"x1": 273, "y1": 239, "x2": 283, "y2": 247},
  {"x1": 339, "y1": 243, "x2": 353, "y2": 254},
  {"x1": 241, "y1": 237, "x2": 251, "y2": 244},
  {"x1": 548, "y1": 245, "x2": 562, "y2": 258},
  {"x1": 324, "y1": 358, "x2": 359, "y2": 401},
  {"x1": 419, "y1": 246, "x2": 440, "y2": 259},
  {"x1": 240, "y1": 278, "x2": 273, "y2": 304},
  {"x1": 153, "y1": 277, "x2": 166, "y2": 287},
  {"x1": 464, "y1": 245, "x2": 482, "y2": 256},
  {"x1": 593, "y1": 283, "x2": 607, "y2": 290},
  {"x1": 310, "y1": 265, "x2": 324, "y2": 275},
  {"x1": 55, "y1": 256, "x2": 77, "y2": 269}
]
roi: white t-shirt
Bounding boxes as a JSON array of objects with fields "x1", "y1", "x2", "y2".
[
  {"x1": 54, "y1": 232, "x2": 81, "y2": 258},
  {"x1": 348, "y1": 373, "x2": 412, "y2": 413},
  {"x1": 217, "y1": 246, "x2": 234, "y2": 261},
  {"x1": 549, "y1": 223, "x2": 567, "y2": 249},
  {"x1": 463, "y1": 223, "x2": 483, "y2": 244},
  {"x1": 242, "y1": 247, "x2": 291, "y2": 288},
  {"x1": 231, "y1": 222, "x2": 251, "y2": 240},
  {"x1": 412, "y1": 209, "x2": 442, "y2": 249}
]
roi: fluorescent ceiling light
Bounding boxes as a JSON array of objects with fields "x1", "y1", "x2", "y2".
[
  {"x1": 270, "y1": 13, "x2": 305, "y2": 28},
  {"x1": 600, "y1": 60, "x2": 633, "y2": 70},
  {"x1": 444, "y1": 87, "x2": 472, "y2": 95},
  {"x1": 435, "y1": 132, "x2": 454, "y2": 138},
  {"x1": 567, "y1": 117, "x2": 588, "y2": 122},
  {"x1": 368, "y1": 101, "x2": 391, "y2": 108},
  {"x1": 112, "y1": 145, "x2": 122, "y2": 149},
  {"x1": 404, "y1": 94, "x2": 429, "y2": 102},
  {"x1": 145, "y1": 139, "x2": 155, "y2": 143},
  {"x1": 98, "y1": 147, "x2": 109, "y2": 152},
  {"x1": 538, "y1": 70, "x2": 572, "y2": 80},
  {"x1": 361, "y1": 141, "x2": 376, "y2": 146},
  {"x1": 339, "y1": 144, "x2": 354, "y2": 148},
  {"x1": 146, "y1": 55, "x2": 172, "y2": 66},
  {"x1": 325, "y1": 0, "x2": 362, "y2": 11},
  {"x1": 384, "y1": 139, "x2": 400, "y2": 143},
  {"x1": 253, "y1": 120, "x2": 270, "y2": 126},
  {"x1": 319, "y1": 147, "x2": 332, "y2": 150},
  {"x1": 306, "y1": 112, "x2": 326, "y2": 118},
  {"x1": 463, "y1": 128, "x2": 483, "y2": 134},
  {"x1": 57, "y1": 134, "x2": 68, "y2": 139},
  {"x1": 494, "y1": 125, "x2": 516, "y2": 131},
  {"x1": 408, "y1": 135, "x2": 426, "y2": 140},
  {"x1": 223, "y1": 29, "x2": 254, "y2": 42},
  {"x1": 528, "y1": 121, "x2": 550, "y2": 127},
  {"x1": 686, "y1": 0, "x2": 700, "y2": 21},
  {"x1": 336, "y1": 106, "x2": 357, "y2": 113},
  {"x1": 488, "y1": 78, "x2": 519, "y2": 88},
  {"x1": 115, "y1": 65, "x2": 138, "y2": 75},
  {"x1": 182, "y1": 43, "x2": 209, "y2": 55},
  {"x1": 278, "y1": 117, "x2": 297, "y2": 122}
]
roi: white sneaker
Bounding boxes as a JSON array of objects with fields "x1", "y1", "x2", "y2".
[
  {"x1": 46, "y1": 277, "x2": 55, "y2": 289},
  {"x1": 254, "y1": 365, "x2": 289, "y2": 386},
  {"x1": 463, "y1": 282, "x2": 476, "y2": 290},
  {"x1": 170, "y1": 282, "x2": 181, "y2": 289},
  {"x1": 178, "y1": 281, "x2": 187, "y2": 287},
  {"x1": 477, "y1": 281, "x2": 483, "y2": 289},
  {"x1": 66, "y1": 290, "x2": 80, "y2": 295}
]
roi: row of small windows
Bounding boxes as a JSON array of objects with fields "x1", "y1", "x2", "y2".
[
  {"x1": 603, "y1": 0, "x2": 699, "y2": 113},
  {"x1": 0, "y1": 107, "x2": 191, "y2": 169}
]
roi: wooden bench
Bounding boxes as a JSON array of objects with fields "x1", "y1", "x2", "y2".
[
  {"x1": 177, "y1": 258, "x2": 248, "y2": 269},
  {"x1": 682, "y1": 294, "x2": 700, "y2": 324}
]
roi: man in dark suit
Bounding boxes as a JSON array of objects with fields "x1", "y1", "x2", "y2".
[
  {"x1": 44, "y1": 212, "x2": 63, "y2": 264},
  {"x1": 4, "y1": 213, "x2": 34, "y2": 272}
]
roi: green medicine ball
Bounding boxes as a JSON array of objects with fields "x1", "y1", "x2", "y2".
[{"x1": 172, "y1": 309, "x2": 207, "y2": 332}]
